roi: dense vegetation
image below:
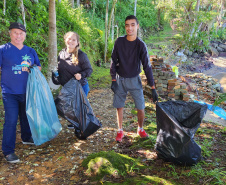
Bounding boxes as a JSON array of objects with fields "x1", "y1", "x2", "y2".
[{"x1": 0, "y1": 0, "x2": 225, "y2": 73}]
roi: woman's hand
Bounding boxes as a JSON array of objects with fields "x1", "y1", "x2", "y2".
[{"x1": 74, "y1": 73, "x2": 81, "y2": 80}]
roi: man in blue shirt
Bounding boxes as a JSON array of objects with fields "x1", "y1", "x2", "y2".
[
  {"x1": 0, "y1": 22, "x2": 41, "y2": 163},
  {"x1": 110, "y1": 15, "x2": 158, "y2": 142}
]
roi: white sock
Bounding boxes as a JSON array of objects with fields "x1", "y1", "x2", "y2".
[
  {"x1": 118, "y1": 128, "x2": 123, "y2": 132},
  {"x1": 138, "y1": 127, "x2": 143, "y2": 131}
]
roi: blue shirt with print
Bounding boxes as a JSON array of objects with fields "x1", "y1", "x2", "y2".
[{"x1": 0, "y1": 43, "x2": 41, "y2": 94}]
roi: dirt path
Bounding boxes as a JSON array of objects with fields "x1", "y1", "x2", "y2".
[
  {"x1": 0, "y1": 88, "x2": 142, "y2": 184},
  {"x1": 203, "y1": 56, "x2": 226, "y2": 93}
]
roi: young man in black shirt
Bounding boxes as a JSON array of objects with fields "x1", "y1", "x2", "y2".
[{"x1": 110, "y1": 15, "x2": 158, "y2": 142}]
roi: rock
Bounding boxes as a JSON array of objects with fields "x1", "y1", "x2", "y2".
[
  {"x1": 209, "y1": 46, "x2": 219, "y2": 57},
  {"x1": 184, "y1": 49, "x2": 193, "y2": 56},
  {"x1": 213, "y1": 72, "x2": 226, "y2": 93},
  {"x1": 219, "y1": 52, "x2": 226, "y2": 57},
  {"x1": 204, "y1": 52, "x2": 211, "y2": 57},
  {"x1": 216, "y1": 46, "x2": 225, "y2": 52},
  {"x1": 211, "y1": 42, "x2": 218, "y2": 48},
  {"x1": 192, "y1": 52, "x2": 199, "y2": 58},
  {"x1": 219, "y1": 44, "x2": 226, "y2": 50}
]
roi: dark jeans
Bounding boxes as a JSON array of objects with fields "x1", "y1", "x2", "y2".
[{"x1": 2, "y1": 93, "x2": 32, "y2": 156}]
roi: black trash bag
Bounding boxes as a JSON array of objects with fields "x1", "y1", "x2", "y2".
[
  {"x1": 55, "y1": 78, "x2": 102, "y2": 139},
  {"x1": 155, "y1": 101, "x2": 207, "y2": 166}
]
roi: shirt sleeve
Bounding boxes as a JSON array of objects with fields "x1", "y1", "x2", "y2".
[
  {"x1": 79, "y1": 52, "x2": 93, "y2": 78},
  {"x1": 31, "y1": 48, "x2": 41, "y2": 67},
  {"x1": 110, "y1": 38, "x2": 119, "y2": 80},
  {"x1": 140, "y1": 42, "x2": 155, "y2": 87},
  {"x1": 0, "y1": 45, "x2": 4, "y2": 68}
]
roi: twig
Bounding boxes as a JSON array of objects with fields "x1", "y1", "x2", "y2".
[{"x1": 165, "y1": 45, "x2": 181, "y2": 61}]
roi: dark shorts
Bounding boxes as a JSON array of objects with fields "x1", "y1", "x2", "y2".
[{"x1": 113, "y1": 75, "x2": 145, "y2": 110}]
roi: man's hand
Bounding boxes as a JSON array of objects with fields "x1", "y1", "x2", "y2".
[
  {"x1": 151, "y1": 89, "x2": 158, "y2": 103},
  {"x1": 111, "y1": 80, "x2": 118, "y2": 93}
]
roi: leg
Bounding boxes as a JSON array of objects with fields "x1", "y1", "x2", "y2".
[
  {"x1": 113, "y1": 76, "x2": 127, "y2": 142},
  {"x1": 116, "y1": 107, "x2": 123, "y2": 130},
  {"x1": 18, "y1": 94, "x2": 32, "y2": 142},
  {"x1": 2, "y1": 94, "x2": 19, "y2": 156},
  {"x1": 115, "y1": 107, "x2": 124, "y2": 142},
  {"x1": 127, "y1": 76, "x2": 148, "y2": 138},
  {"x1": 137, "y1": 109, "x2": 145, "y2": 128},
  {"x1": 137, "y1": 108, "x2": 149, "y2": 138}
]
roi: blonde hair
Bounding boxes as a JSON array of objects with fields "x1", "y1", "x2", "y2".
[{"x1": 64, "y1": 31, "x2": 80, "y2": 65}]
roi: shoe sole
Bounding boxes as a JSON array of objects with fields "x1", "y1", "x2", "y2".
[
  {"x1": 6, "y1": 159, "x2": 20, "y2": 163},
  {"x1": 67, "y1": 127, "x2": 74, "y2": 130},
  {"x1": 138, "y1": 135, "x2": 149, "y2": 138},
  {"x1": 22, "y1": 142, "x2": 35, "y2": 145},
  {"x1": 137, "y1": 132, "x2": 149, "y2": 138},
  {"x1": 116, "y1": 135, "x2": 124, "y2": 143}
]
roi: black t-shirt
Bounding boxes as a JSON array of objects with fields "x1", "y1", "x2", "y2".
[
  {"x1": 58, "y1": 48, "x2": 93, "y2": 86},
  {"x1": 110, "y1": 35, "x2": 154, "y2": 87}
]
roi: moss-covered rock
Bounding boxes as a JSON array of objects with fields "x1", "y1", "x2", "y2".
[{"x1": 82, "y1": 150, "x2": 145, "y2": 178}]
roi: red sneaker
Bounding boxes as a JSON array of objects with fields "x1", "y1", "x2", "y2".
[
  {"x1": 116, "y1": 130, "x2": 124, "y2": 142},
  {"x1": 138, "y1": 129, "x2": 149, "y2": 138}
]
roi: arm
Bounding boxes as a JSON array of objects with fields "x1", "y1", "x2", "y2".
[
  {"x1": 79, "y1": 52, "x2": 93, "y2": 79},
  {"x1": 140, "y1": 42, "x2": 155, "y2": 88},
  {"x1": 140, "y1": 42, "x2": 158, "y2": 103},
  {"x1": 110, "y1": 39, "x2": 118, "y2": 80},
  {"x1": 32, "y1": 48, "x2": 42, "y2": 70},
  {"x1": 0, "y1": 45, "x2": 3, "y2": 72}
]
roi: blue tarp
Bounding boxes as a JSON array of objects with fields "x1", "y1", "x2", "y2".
[
  {"x1": 194, "y1": 100, "x2": 226, "y2": 120},
  {"x1": 26, "y1": 66, "x2": 62, "y2": 145}
]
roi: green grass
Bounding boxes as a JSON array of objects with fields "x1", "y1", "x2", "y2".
[
  {"x1": 144, "y1": 24, "x2": 181, "y2": 57},
  {"x1": 144, "y1": 24, "x2": 178, "y2": 44},
  {"x1": 103, "y1": 175, "x2": 175, "y2": 185},
  {"x1": 88, "y1": 64, "x2": 111, "y2": 89}
]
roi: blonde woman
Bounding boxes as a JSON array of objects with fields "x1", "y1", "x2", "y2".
[{"x1": 57, "y1": 31, "x2": 93, "y2": 129}]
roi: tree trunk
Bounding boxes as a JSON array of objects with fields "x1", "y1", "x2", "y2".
[
  {"x1": 157, "y1": 8, "x2": 161, "y2": 28},
  {"x1": 3, "y1": 0, "x2": 6, "y2": 15},
  {"x1": 111, "y1": 9, "x2": 115, "y2": 41},
  {"x1": 104, "y1": 0, "x2": 109, "y2": 63},
  {"x1": 195, "y1": 0, "x2": 200, "y2": 11},
  {"x1": 48, "y1": 0, "x2": 58, "y2": 81},
  {"x1": 77, "y1": 0, "x2": 80, "y2": 7},
  {"x1": 189, "y1": 0, "x2": 200, "y2": 38},
  {"x1": 92, "y1": 0, "x2": 96, "y2": 19},
  {"x1": 134, "y1": 0, "x2": 137, "y2": 16},
  {"x1": 107, "y1": 0, "x2": 117, "y2": 39},
  {"x1": 216, "y1": 0, "x2": 224, "y2": 32},
  {"x1": 69, "y1": 0, "x2": 74, "y2": 8},
  {"x1": 17, "y1": 0, "x2": 26, "y2": 27}
]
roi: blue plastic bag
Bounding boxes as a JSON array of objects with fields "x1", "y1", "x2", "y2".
[
  {"x1": 26, "y1": 66, "x2": 62, "y2": 145},
  {"x1": 194, "y1": 100, "x2": 226, "y2": 120}
]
